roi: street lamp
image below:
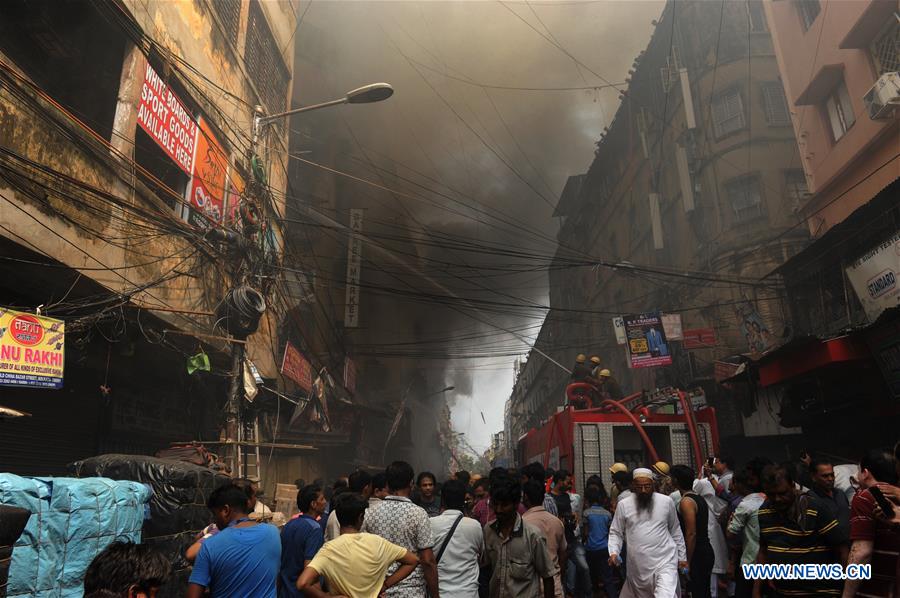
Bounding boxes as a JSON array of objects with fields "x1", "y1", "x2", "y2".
[{"x1": 252, "y1": 82, "x2": 394, "y2": 142}]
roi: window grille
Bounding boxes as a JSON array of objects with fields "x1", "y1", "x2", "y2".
[
  {"x1": 726, "y1": 176, "x2": 764, "y2": 223},
  {"x1": 712, "y1": 89, "x2": 745, "y2": 138},
  {"x1": 245, "y1": 0, "x2": 290, "y2": 114},
  {"x1": 762, "y1": 82, "x2": 791, "y2": 125},
  {"x1": 214, "y1": 0, "x2": 241, "y2": 45},
  {"x1": 871, "y1": 20, "x2": 899, "y2": 76},
  {"x1": 785, "y1": 170, "x2": 809, "y2": 210},
  {"x1": 824, "y1": 79, "x2": 855, "y2": 142}
]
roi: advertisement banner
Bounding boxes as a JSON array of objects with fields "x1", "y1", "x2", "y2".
[
  {"x1": 137, "y1": 63, "x2": 198, "y2": 175},
  {"x1": 344, "y1": 209, "x2": 364, "y2": 327},
  {"x1": 683, "y1": 328, "x2": 717, "y2": 350},
  {"x1": 735, "y1": 301, "x2": 774, "y2": 355},
  {"x1": 624, "y1": 312, "x2": 672, "y2": 369},
  {"x1": 612, "y1": 317, "x2": 627, "y2": 345},
  {"x1": 185, "y1": 117, "x2": 228, "y2": 228},
  {"x1": 846, "y1": 229, "x2": 900, "y2": 322},
  {"x1": 0, "y1": 308, "x2": 64, "y2": 389},
  {"x1": 281, "y1": 341, "x2": 312, "y2": 392},
  {"x1": 661, "y1": 313, "x2": 683, "y2": 340}
]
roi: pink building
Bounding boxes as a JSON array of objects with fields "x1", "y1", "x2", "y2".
[{"x1": 764, "y1": 0, "x2": 898, "y2": 236}]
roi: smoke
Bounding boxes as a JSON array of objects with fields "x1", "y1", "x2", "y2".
[{"x1": 291, "y1": 1, "x2": 664, "y2": 457}]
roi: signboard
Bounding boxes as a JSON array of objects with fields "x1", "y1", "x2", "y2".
[
  {"x1": 0, "y1": 308, "x2": 64, "y2": 389},
  {"x1": 846, "y1": 229, "x2": 900, "y2": 322},
  {"x1": 683, "y1": 328, "x2": 717, "y2": 350},
  {"x1": 735, "y1": 301, "x2": 774, "y2": 355},
  {"x1": 137, "y1": 63, "x2": 198, "y2": 175},
  {"x1": 185, "y1": 117, "x2": 228, "y2": 227},
  {"x1": 612, "y1": 317, "x2": 627, "y2": 345},
  {"x1": 624, "y1": 311, "x2": 672, "y2": 369},
  {"x1": 661, "y1": 313, "x2": 683, "y2": 340},
  {"x1": 344, "y1": 209, "x2": 364, "y2": 328},
  {"x1": 280, "y1": 341, "x2": 312, "y2": 392},
  {"x1": 343, "y1": 356, "x2": 357, "y2": 395}
]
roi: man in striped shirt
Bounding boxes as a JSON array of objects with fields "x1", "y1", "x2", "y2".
[{"x1": 755, "y1": 464, "x2": 848, "y2": 597}]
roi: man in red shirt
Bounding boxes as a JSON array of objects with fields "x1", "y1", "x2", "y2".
[{"x1": 843, "y1": 448, "x2": 899, "y2": 598}]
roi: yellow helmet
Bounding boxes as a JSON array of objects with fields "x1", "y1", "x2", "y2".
[
  {"x1": 575, "y1": 354, "x2": 587, "y2": 364},
  {"x1": 599, "y1": 369, "x2": 611, "y2": 378},
  {"x1": 609, "y1": 462, "x2": 628, "y2": 474},
  {"x1": 590, "y1": 356, "x2": 601, "y2": 365},
  {"x1": 652, "y1": 461, "x2": 670, "y2": 476}
]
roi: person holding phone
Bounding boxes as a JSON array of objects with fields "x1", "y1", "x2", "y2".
[{"x1": 843, "y1": 448, "x2": 899, "y2": 598}]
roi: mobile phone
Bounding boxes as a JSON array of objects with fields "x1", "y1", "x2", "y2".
[{"x1": 870, "y1": 486, "x2": 895, "y2": 518}]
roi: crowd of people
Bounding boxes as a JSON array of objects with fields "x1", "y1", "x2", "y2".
[{"x1": 81, "y1": 442, "x2": 900, "y2": 598}]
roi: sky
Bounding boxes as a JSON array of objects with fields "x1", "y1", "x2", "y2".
[{"x1": 293, "y1": 0, "x2": 665, "y2": 453}]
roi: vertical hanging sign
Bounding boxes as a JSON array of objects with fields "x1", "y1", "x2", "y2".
[
  {"x1": 137, "y1": 63, "x2": 198, "y2": 175},
  {"x1": 344, "y1": 209, "x2": 364, "y2": 328},
  {"x1": 185, "y1": 117, "x2": 229, "y2": 227}
]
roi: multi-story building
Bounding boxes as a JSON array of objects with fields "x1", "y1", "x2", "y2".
[
  {"x1": 0, "y1": 0, "x2": 300, "y2": 477},
  {"x1": 749, "y1": 0, "x2": 899, "y2": 451},
  {"x1": 508, "y1": 0, "x2": 814, "y2": 461}
]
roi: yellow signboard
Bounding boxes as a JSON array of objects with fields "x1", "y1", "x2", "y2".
[{"x1": 0, "y1": 308, "x2": 65, "y2": 389}]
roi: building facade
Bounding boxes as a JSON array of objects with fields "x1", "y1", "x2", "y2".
[
  {"x1": 0, "y1": 0, "x2": 307, "y2": 479},
  {"x1": 507, "y1": 0, "x2": 817, "y2": 462},
  {"x1": 749, "y1": 0, "x2": 899, "y2": 452}
]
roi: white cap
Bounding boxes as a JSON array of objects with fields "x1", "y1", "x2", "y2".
[{"x1": 633, "y1": 467, "x2": 654, "y2": 480}]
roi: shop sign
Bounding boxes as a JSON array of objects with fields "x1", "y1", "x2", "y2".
[
  {"x1": 344, "y1": 209, "x2": 364, "y2": 327},
  {"x1": 281, "y1": 341, "x2": 312, "y2": 392},
  {"x1": 683, "y1": 328, "x2": 717, "y2": 350},
  {"x1": 624, "y1": 311, "x2": 672, "y2": 369},
  {"x1": 343, "y1": 356, "x2": 357, "y2": 395},
  {"x1": 185, "y1": 117, "x2": 228, "y2": 227},
  {"x1": 0, "y1": 308, "x2": 64, "y2": 389},
  {"x1": 137, "y1": 63, "x2": 198, "y2": 175},
  {"x1": 846, "y1": 229, "x2": 900, "y2": 322},
  {"x1": 661, "y1": 313, "x2": 683, "y2": 340},
  {"x1": 612, "y1": 317, "x2": 627, "y2": 345}
]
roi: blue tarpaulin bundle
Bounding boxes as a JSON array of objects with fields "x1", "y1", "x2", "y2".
[{"x1": 0, "y1": 474, "x2": 150, "y2": 598}]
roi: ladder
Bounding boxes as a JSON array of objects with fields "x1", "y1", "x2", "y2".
[{"x1": 240, "y1": 414, "x2": 262, "y2": 482}]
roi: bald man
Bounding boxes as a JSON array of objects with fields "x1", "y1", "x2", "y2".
[{"x1": 608, "y1": 468, "x2": 687, "y2": 597}]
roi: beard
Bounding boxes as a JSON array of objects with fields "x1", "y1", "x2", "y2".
[{"x1": 635, "y1": 491, "x2": 654, "y2": 515}]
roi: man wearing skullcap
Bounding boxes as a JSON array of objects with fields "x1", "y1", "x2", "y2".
[{"x1": 607, "y1": 468, "x2": 687, "y2": 597}]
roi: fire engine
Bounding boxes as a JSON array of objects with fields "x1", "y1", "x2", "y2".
[{"x1": 516, "y1": 384, "x2": 719, "y2": 491}]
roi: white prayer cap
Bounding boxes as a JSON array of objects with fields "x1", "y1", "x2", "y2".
[{"x1": 633, "y1": 468, "x2": 654, "y2": 480}]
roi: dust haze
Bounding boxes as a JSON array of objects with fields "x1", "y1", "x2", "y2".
[{"x1": 292, "y1": 0, "x2": 664, "y2": 455}]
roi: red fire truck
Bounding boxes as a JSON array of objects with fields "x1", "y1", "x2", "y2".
[{"x1": 516, "y1": 385, "x2": 719, "y2": 490}]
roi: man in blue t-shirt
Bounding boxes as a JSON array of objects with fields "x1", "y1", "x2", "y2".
[
  {"x1": 279, "y1": 484, "x2": 326, "y2": 596},
  {"x1": 582, "y1": 485, "x2": 618, "y2": 598},
  {"x1": 188, "y1": 484, "x2": 281, "y2": 598}
]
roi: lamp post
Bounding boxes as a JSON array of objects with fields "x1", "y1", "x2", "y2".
[{"x1": 223, "y1": 83, "x2": 394, "y2": 477}]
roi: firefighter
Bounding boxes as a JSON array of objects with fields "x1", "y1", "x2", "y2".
[
  {"x1": 597, "y1": 369, "x2": 624, "y2": 400},
  {"x1": 589, "y1": 355, "x2": 602, "y2": 378},
  {"x1": 570, "y1": 353, "x2": 592, "y2": 382}
]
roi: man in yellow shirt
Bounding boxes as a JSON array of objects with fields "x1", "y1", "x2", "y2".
[{"x1": 296, "y1": 493, "x2": 419, "y2": 598}]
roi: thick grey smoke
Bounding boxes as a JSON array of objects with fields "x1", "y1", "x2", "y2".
[{"x1": 292, "y1": 1, "x2": 664, "y2": 454}]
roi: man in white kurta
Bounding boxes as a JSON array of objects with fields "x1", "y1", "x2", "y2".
[{"x1": 607, "y1": 469, "x2": 687, "y2": 598}]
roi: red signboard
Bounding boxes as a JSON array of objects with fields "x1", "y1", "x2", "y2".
[
  {"x1": 186, "y1": 117, "x2": 228, "y2": 227},
  {"x1": 281, "y1": 342, "x2": 312, "y2": 392},
  {"x1": 137, "y1": 63, "x2": 198, "y2": 175},
  {"x1": 683, "y1": 328, "x2": 717, "y2": 350}
]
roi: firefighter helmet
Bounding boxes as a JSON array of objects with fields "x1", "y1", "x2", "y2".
[
  {"x1": 599, "y1": 369, "x2": 611, "y2": 378},
  {"x1": 575, "y1": 354, "x2": 586, "y2": 364},
  {"x1": 609, "y1": 462, "x2": 628, "y2": 474},
  {"x1": 590, "y1": 356, "x2": 601, "y2": 365}
]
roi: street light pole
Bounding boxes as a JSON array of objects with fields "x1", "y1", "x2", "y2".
[{"x1": 223, "y1": 82, "x2": 394, "y2": 477}]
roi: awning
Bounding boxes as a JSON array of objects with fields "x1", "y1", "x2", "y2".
[{"x1": 757, "y1": 335, "x2": 872, "y2": 387}]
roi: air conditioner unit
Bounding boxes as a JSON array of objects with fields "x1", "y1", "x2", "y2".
[{"x1": 863, "y1": 71, "x2": 900, "y2": 120}]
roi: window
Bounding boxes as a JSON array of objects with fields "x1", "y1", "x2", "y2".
[
  {"x1": 0, "y1": 1, "x2": 126, "y2": 141},
  {"x1": 785, "y1": 170, "x2": 809, "y2": 209},
  {"x1": 762, "y1": 82, "x2": 791, "y2": 125},
  {"x1": 726, "y1": 176, "x2": 764, "y2": 223},
  {"x1": 796, "y1": 0, "x2": 821, "y2": 31},
  {"x1": 870, "y1": 20, "x2": 899, "y2": 77},
  {"x1": 824, "y1": 79, "x2": 856, "y2": 142},
  {"x1": 245, "y1": 0, "x2": 290, "y2": 114},
  {"x1": 213, "y1": 0, "x2": 242, "y2": 45},
  {"x1": 747, "y1": 1, "x2": 767, "y2": 33},
  {"x1": 712, "y1": 89, "x2": 745, "y2": 138}
]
